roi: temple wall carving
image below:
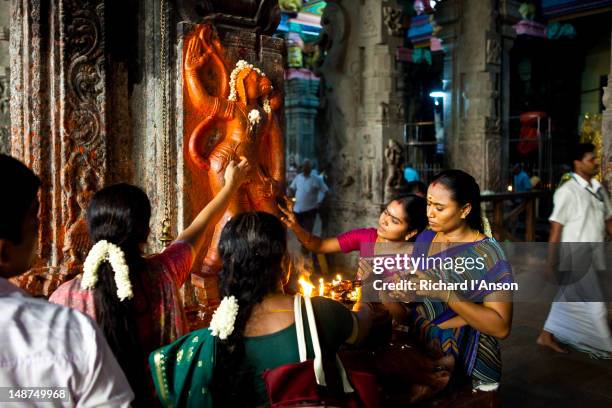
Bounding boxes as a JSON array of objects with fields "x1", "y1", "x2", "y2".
[
  {"x1": 9, "y1": 0, "x2": 110, "y2": 294},
  {"x1": 8, "y1": 0, "x2": 286, "y2": 313}
]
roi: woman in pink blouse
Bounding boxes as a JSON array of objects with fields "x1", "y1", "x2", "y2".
[
  {"x1": 50, "y1": 159, "x2": 249, "y2": 406},
  {"x1": 279, "y1": 194, "x2": 427, "y2": 255},
  {"x1": 279, "y1": 194, "x2": 427, "y2": 325}
]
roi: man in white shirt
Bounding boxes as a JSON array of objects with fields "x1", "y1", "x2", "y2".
[
  {"x1": 0, "y1": 154, "x2": 133, "y2": 407},
  {"x1": 288, "y1": 159, "x2": 329, "y2": 233},
  {"x1": 537, "y1": 143, "x2": 612, "y2": 355}
]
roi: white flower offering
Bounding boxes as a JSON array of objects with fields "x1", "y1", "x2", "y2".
[{"x1": 248, "y1": 109, "x2": 261, "y2": 125}]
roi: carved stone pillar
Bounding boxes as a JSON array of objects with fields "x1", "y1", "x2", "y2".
[
  {"x1": 436, "y1": 0, "x2": 504, "y2": 191},
  {"x1": 284, "y1": 69, "x2": 320, "y2": 165},
  {"x1": 316, "y1": 0, "x2": 405, "y2": 268},
  {"x1": 499, "y1": 1, "x2": 520, "y2": 188},
  {"x1": 10, "y1": 0, "x2": 110, "y2": 294},
  {"x1": 602, "y1": 32, "x2": 612, "y2": 194}
]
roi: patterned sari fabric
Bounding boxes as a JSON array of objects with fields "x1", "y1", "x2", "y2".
[
  {"x1": 149, "y1": 328, "x2": 216, "y2": 408},
  {"x1": 409, "y1": 230, "x2": 513, "y2": 389},
  {"x1": 49, "y1": 241, "x2": 194, "y2": 403}
]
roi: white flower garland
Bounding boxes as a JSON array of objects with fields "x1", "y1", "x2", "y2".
[
  {"x1": 209, "y1": 295, "x2": 239, "y2": 340},
  {"x1": 227, "y1": 59, "x2": 272, "y2": 114},
  {"x1": 81, "y1": 240, "x2": 134, "y2": 301},
  {"x1": 248, "y1": 109, "x2": 261, "y2": 125}
]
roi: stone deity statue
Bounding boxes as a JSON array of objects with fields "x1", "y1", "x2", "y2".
[{"x1": 185, "y1": 25, "x2": 284, "y2": 273}]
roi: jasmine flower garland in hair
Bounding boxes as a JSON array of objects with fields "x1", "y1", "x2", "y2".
[
  {"x1": 81, "y1": 240, "x2": 108, "y2": 290},
  {"x1": 107, "y1": 244, "x2": 133, "y2": 301},
  {"x1": 81, "y1": 240, "x2": 134, "y2": 301},
  {"x1": 209, "y1": 296, "x2": 239, "y2": 340}
]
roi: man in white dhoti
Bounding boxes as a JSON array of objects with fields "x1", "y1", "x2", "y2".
[{"x1": 537, "y1": 143, "x2": 612, "y2": 355}]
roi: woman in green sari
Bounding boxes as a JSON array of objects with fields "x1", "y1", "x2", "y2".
[{"x1": 150, "y1": 212, "x2": 373, "y2": 407}]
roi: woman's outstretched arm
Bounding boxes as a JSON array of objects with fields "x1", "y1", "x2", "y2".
[
  {"x1": 176, "y1": 158, "x2": 249, "y2": 253},
  {"x1": 278, "y1": 197, "x2": 341, "y2": 253}
]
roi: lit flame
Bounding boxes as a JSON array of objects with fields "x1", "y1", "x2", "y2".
[
  {"x1": 298, "y1": 276, "x2": 315, "y2": 298},
  {"x1": 507, "y1": 185, "x2": 513, "y2": 192}
]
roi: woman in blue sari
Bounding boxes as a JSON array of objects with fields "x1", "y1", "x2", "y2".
[{"x1": 408, "y1": 170, "x2": 513, "y2": 392}]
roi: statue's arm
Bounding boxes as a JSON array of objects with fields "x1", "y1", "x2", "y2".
[
  {"x1": 185, "y1": 70, "x2": 233, "y2": 120},
  {"x1": 184, "y1": 30, "x2": 233, "y2": 120}
]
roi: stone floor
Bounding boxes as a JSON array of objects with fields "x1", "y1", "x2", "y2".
[{"x1": 500, "y1": 301, "x2": 612, "y2": 407}]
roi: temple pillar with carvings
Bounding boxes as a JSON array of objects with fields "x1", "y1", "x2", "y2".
[
  {"x1": 602, "y1": 32, "x2": 612, "y2": 194},
  {"x1": 316, "y1": 0, "x2": 405, "y2": 268},
  {"x1": 284, "y1": 68, "x2": 320, "y2": 166},
  {"x1": 436, "y1": 0, "x2": 505, "y2": 191},
  {"x1": 9, "y1": 0, "x2": 113, "y2": 294}
]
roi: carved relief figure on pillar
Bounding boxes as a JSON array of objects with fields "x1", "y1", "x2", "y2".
[
  {"x1": 384, "y1": 139, "x2": 408, "y2": 201},
  {"x1": 184, "y1": 25, "x2": 284, "y2": 274}
]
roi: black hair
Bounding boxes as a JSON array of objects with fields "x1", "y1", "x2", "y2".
[
  {"x1": 571, "y1": 143, "x2": 595, "y2": 167},
  {"x1": 0, "y1": 154, "x2": 40, "y2": 243},
  {"x1": 387, "y1": 194, "x2": 428, "y2": 236},
  {"x1": 211, "y1": 212, "x2": 287, "y2": 407},
  {"x1": 430, "y1": 169, "x2": 484, "y2": 233},
  {"x1": 86, "y1": 183, "x2": 151, "y2": 406},
  {"x1": 405, "y1": 180, "x2": 427, "y2": 196}
]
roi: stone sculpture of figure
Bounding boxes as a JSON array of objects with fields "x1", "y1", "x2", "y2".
[
  {"x1": 185, "y1": 25, "x2": 284, "y2": 273},
  {"x1": 384, "y1": 139, "x2": 406, "y2": 201}
]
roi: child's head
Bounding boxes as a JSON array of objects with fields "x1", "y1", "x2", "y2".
[{"x1": 0, "y1": 154, "x2": 41, "y2": 278}]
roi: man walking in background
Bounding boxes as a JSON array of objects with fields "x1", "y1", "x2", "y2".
[
  {"x1": 288, "y1": 159, "x2": 329, "y2": 234},
  {"x1": 537, "y1": 143, "x2": 612, "y2": 355}
]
